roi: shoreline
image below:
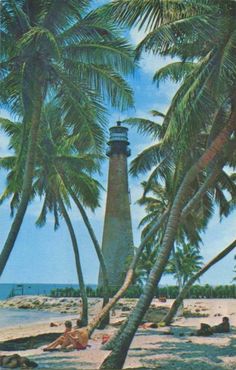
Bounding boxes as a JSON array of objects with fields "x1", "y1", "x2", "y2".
[{"x1": 0, "y1": 298, "x2": 236, "y2": 369}]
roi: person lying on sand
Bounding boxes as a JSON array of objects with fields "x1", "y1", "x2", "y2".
[
  {"x1": 212, "y1": 316, "x2": 230, "y2": 333},
  {"x1": 196, "y1": 317, "x2": 230, "y2": 336},
  {"x1": 43, "y1": 320, "x2": 88, "y2": 351}
]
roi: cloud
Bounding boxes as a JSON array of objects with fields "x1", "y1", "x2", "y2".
[
  {"x1": 130, "y1": 27, "x2": 177, "y2": 76},
  {"x1": 129, "y1": 27, "x2": 146, "y2": 45},
  {"x1": 0, "y1": 109, "x2": 12, "y2": 119},
  {"x1": 0, "y1": 133, "x2": 10, "y2": 156},
  {"x1": 140, "y1": 53, "x2": 176, "y2": 77},
  {"x1": 0, "y1": 109, "x2": 14, "y2": 156}
]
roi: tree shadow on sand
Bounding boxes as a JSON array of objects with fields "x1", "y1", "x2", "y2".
[
  {"x1": 129, "y1": 330, "x2": 236, "y2": 370},
  {"x1": 29, "y1": 353, "x2": 96, "y2": 370},
  {"x1": 25, "y1": 328, "x2": 236, "y2": 369}
]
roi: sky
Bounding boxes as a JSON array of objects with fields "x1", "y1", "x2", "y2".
[{"x1": 0, "y1": 7, "x2": 235, "y2": 286}]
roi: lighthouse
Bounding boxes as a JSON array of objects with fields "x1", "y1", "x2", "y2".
[{"x1": 98, "y1": 122, "x2": 134, "y2": 290}]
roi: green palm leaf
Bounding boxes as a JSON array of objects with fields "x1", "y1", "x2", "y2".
[
  {"x1": 130, "y1": 142, "x2": 166, "y2": 176},
  {"x1": 122, "y1": 117, "x2": 162, "y2": 139},
  {"x1": 153, "y1": 61, "x2": 196, "y2": 86}
]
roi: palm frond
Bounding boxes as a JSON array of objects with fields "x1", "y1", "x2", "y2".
[
  {"x1": 66, "y1": 62, "x2": 134, "y2": 110},
  {"x1": 150, "y1": 110, "x2": 165, "y2": 118},
  {"x1": 64, "y1": 38, "x2": 135, "y2": 75},
  {"x1": 99, "y1": 0, "x2": 211, "y2": 32},
  {"x1": 130, "y1": 141, "x2": 169, "y2": 176},
  {"x1": 36, "y1": 195, "x2": 48, "y2": 228},
  {"x1": 18, "y1": 26, "x2": 60, "y2": 59},
  {"x1": 153, "y1": 61, "x2": 196, "y2": 86},
  {"x1": 122, "y1": 117, "x2": 162, "y2": 139}
]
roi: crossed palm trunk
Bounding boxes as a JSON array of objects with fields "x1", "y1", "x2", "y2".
[
  {"x1": 99, "y1": 108, "x2": 236, "y2": 369},
  {"x1": 95, "y1": 131, "x2": 236, "y2": 346},
  {"x1": 87, "y1": 147, "x2": 226, "y2": 339}
]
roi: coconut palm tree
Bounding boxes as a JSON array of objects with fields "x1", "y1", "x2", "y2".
[
  {"x1": 0, "y1": 100, "x2": 113, "y2": 324},
  {"x1": 166, "y1": 243, "x2": 203, "y2": 287},
  {"x1": 0, "y1": 0, "x2": 134, "y2": 276},
  {"x1": 38, "y1": 190, "x2": 90, "y2": 326},
  {"x1": 100, "y1": 95, "x2": 236, "y2": 370},
  {"x1": 87, "y1": 120, "x2": 235, "y2": 340},
  {"x1": 98, "y1": 1, "x2": 236, "y2": 367},
  {"x1": 124, "y1": 105, "x2": 235, "y2": 289},
  {"x1": 0, "y1": 106, "x2": 103, "y2": 325},
  {"x1": 137, "y1": 178, "x2": 205, "y2": 288},
  {"x1": 86, "y1": 111, "x2": 235, "y2": 343}
]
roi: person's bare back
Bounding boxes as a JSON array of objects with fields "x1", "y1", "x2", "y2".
[{"x1": 69, "y1": 327, "x2": 88, "y2": 350}]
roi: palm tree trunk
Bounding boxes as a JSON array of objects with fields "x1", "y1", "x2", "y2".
[
  {"x1": 59, "y1": 173, "x2": 110, "y2": 327},
  {"x1": 99, "y1": 108, "x2": 236, "y2": 369},
  {"x1": 163, "y1": 239, "x2": 236, "y2": 325},
  {"x1": 87, "y1": 209, "x2": 169, "y2": 337},
  {"x1": 172, "y1": 245, "x2": 183, "y2": 293},
  {"x1": 59, "y1": 197, "x2": 88, "y2": 326},
  {"x1": 172, "y1": 245, "x2": 184, "y2": 315},
  {"x1": 0, "y1": 84, "x2": 43, "y2": 276},
  {"x1": 100, "y1": 118, "x2": 235, "y2": 353},
  {"x1": 68, "y1": 188, "x2": 110, "y2": 327}
]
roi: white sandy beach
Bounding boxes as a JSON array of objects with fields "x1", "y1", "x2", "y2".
[{"x1": 0, "y1": 297, "x2": 236, "y2": 369}]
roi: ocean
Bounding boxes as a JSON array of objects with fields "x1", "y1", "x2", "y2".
[
  {"x1": 0, "y1": 308, "x2": 73, "y2": 328},
  {"x1": 0, "y1": 283, "x2": 96, "y2": 300},
  {"x1": 0, "y1": 283, "x2": 93, "y2": 329}
]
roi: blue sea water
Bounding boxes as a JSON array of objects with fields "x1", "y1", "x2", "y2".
[
  {"x1": 0, "y1": 283, "x2": 96, "y2": 300},
  {"x1": 0, "y1": 308, "x2": 72, "y2": 328},
  {"x1": 0, "y1": 283, "x2": 97, "y2": 329}
]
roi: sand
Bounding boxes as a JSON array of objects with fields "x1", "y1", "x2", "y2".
[{"x1": 0, "y1": 297, "x2": 236, "y2": 369}]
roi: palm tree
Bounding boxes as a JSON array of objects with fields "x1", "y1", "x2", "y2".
[
  {"x1": 100, "y1": 96, "x2": 236, "y2": 370},
  {"x1": 133, "y1": 177, "x2": 204, "y2": 283},
  {"x1": 0, "y1": 100, "x2": 114, "y2": 325},
  {"x1": 99, "y1": 1, "x2": 236, "y2": 367},
  {"x1": 166, "y1": 243, "x2": 203, "y2": 288},
  {"x1": 137, "y1": 178, "x2": 205, "y2": 288},
  {"x1": 0, "y1": 105, "x2": 104, "y2": 325},
  {"x1": 0, "y1": 0, "x2": 134, "y2": 276},
  {"x1": 42, "y1": 193, "x2": 90, "y2": 326},
  {"x1": 86, "y1": 108, "x2": 235, "y2": 342},
  {"x1": 87, "y1": 125, "x2": 235, "y2": 342}
]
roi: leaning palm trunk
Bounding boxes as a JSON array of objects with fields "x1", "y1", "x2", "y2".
[
  {"x1": 99, "y1": 109, "x2": 236, "y2": 369},
  {"x1": 87, "y1": 209, "x2": 169, "y2": 337},
  {"x1": 59, "y1": 198, "x2": 88, "y2": 326},
  {"x1": 90, "y1": 157, "x2": 223, "y2": 339},
  {"x1": 0, "y1": 84, "x2": 43, "y2": 276},
  {"x1": 102, "y1": 164, "x2": 222, "y2": 350},
  {"x1": 69, "y1": 189, "x2": 110, "y2": 327},
  {"x1": 163, "y1": 239, "x2": 236, "y2": 325},
  {"x1": 172, "y1": 245, "x2": 184, "y2": 315},
  {"x1": 60, "y1": 174, "x2": 110, "y2": 326}
]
